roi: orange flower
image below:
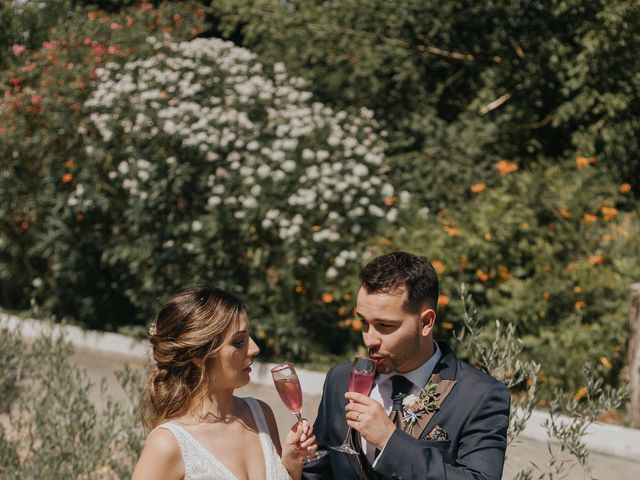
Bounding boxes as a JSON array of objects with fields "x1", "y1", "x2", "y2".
[
  {"x1": 75, "y1": 213, "x2": 84, "y2": 222},
  {"x1": 543, "y1": 293, "x2": 551, "y2": 302},
  {"x1": 575, "y1": 301, "x2": 586, "y2": 309},
  {"x1": 581, "y1": 213, "x2": 597, "y2": 225},
  {"x1": 338, "y1": 306, "x2": 348, "y2": 316},
  {"x1": 497, "y1": 264, "x2": 512, "y2": 280},
  {"x1": 321, "y1": 293, "x2": 334, "y2": 303},
  {"x1": 573, "y1": 286, "x2": 583, "y2": 293},
  {"x1": 352, "y1": 319, "x2": 362, "y2": 331},
  {"x1": 542, "y1": 265, "x2": 551, "y2": 272},
  {"x1": 63, "y1": 159, "x2": 75, "y2": 169},
  {"x1": 576, "y1": 156, "x2": 596, "y2": 169},
  {"x1": 470, "y1": 183, "x2": 487, "y2": 193},
  {"x1": 599, "y1": 356, "x2": 612, "y2": 370},
  {"x1": 483, "y1": 232, "x2": 492, "y2": 241},
  {"x1": 431, "y1": 259, "x2": 446, "y2": 275},
  {"x1": 383, "y1": 196, "x2": 396, "y2": 206},
  {"x1": 342, "y1": 293, "x2": 353, "y2": 301},
  {"x1": 618, "y1": 183, "x2": 632, "y2": 193},
  {"x1": 442, "y1": 225, "x2": 460, "y2": 237},
  {"x1": 438, "y1": 295, "x2": 449, "y2": 307},
  {"x1": 62, "y1": 173, "x2": 73, "y2": 183},
  {"x1": 601, "y1": 206, "x2": 618, "y2": 222},
  {"x1": 574, "y1": 386, "x2": 588, "y2": 401},
  {"x1": 476, "y1": 269, "x2": 490, "y2": 282},
  {"x1": 558, "y1": 208, "x2": 572, "y2": 219},
  {"x1": 460, "y1": 255, "x2": 468, "y2": 269},
  {"x1": 311, "y1": 225, "x2": 321, "y2": 232},
  {"x1": 589, "y1": 255, "x2": 605, "y2": 265},
  {"x1": 441, "y1": 321, "x2": 454, "y2": 330},
  {"x1": 496, "y1": 160, "x2": 518, "y2": 176}
]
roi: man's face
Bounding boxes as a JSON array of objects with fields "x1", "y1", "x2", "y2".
[{"x1": 356, "y1": 286, "x2": 433, "y2": 374}]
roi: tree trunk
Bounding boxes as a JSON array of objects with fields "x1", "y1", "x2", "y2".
[{"x1": 629, "y1": 283, "x2": 640, "y2": 428}]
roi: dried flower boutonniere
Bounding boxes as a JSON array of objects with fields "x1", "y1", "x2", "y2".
[{"x1": 401, "y1": 380, "x2": 440, "y2": 434}]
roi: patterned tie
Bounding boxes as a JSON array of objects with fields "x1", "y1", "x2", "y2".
[
  {"x1": 374, "y1": 375, "x2": 414, "y2": 459},
  {"x1": 390, "y1": 375, "x2": 414, "y2": 425}
]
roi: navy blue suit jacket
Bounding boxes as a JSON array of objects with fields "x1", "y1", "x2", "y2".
[{"x1": 303, "y1": 342, "x2": 510, "y2": 480}]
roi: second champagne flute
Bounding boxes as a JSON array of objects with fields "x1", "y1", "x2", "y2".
[
  {"x1": 330, "y1": 357, "x2": 375, "y2": 455},
  {"x1": 271, "y1": 362, "x2": 326, "y2": 462}
]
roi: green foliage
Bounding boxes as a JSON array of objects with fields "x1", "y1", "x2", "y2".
[
  {"x1": 209, "y1": 0, "x2": 640, "y2": 207},
  {"x1": 390, "y1": 159, "x2": 640, "y2": 395},
  {"x1": 1, "y1": 1, "x2": 399, "y2": 360},
  {"x1": 455, "y1": 289, "x2": 628, "y2": 480},
  {"x1": 0, "y1": 2, "x2": 207, "y2": 325},
  {"x1": 2, "y1": 0, "x2": 639, "y2": 395},
  {"x1": 0, "y1": 328, "x2": 145, "y2": 479}
]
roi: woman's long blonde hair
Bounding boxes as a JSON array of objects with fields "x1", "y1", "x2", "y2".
[{"x1": 139, "y1": 286, "x2": 245, "y2": 430}]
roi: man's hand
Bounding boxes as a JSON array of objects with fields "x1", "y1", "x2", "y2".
[{"x1": 345, "y1": 392, "x2": 396, "y2": 450}]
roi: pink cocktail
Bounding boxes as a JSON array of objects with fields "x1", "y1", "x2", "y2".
[
  {"x1": 348, "y1": 371, "x2": 375, "y2": 395},
  {"x1": 271, "y1": 362, "x2": 326, "y2": 462},
  {"x1": 274, "y1": 377, "x2": 303, "y2": 414},
  {"x1": 331, "y1": 357, "x2": 376, "y2": 455}
]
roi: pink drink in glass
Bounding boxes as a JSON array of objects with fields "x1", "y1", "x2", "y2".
[
  {"x1": 348, "y1": 370, "x2": 375, "y2": 395},
  {"x1": 274, "y1": 377, "x2": 303, "y2": 413}
]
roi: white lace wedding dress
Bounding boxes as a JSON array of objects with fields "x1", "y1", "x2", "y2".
[{"x1": 157, "y1": 397, "x2": 292, "y2": 480}]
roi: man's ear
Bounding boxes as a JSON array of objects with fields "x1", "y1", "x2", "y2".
[{"x1": 419, "y1": 307, "x2": 436, "y2": 336}]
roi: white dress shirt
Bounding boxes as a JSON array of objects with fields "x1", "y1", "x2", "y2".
[{"x1": 363, "y1": 342, "x2": 442, "y2": 464}]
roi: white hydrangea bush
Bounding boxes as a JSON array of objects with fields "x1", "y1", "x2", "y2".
[{"x1": 82, "y1": 37, "x2": 406, "y2": 351}]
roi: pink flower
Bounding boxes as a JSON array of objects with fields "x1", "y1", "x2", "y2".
[
  {"x1": 107, "y1": 45, "x2": 117, "y2": 55},
  {"x1": 83, "y1": 37, "x2": 92, "y2": 46},
  {"x1": 42, "y1": 41, "x2": 56, "y2": 50},
  {"x1": 12, "y1": 44, "x2": 26, "y2": 57},
  {"x1": 31, "y1": 95, "x2": 42, "y2": 106},
  {"x1": 92, "y1": 44, "x2": 105, "y2": 56}
]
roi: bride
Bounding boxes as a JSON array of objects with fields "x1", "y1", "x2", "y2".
[{"x1": 132, "y1": 286, "x2": 317, "y2": 480}]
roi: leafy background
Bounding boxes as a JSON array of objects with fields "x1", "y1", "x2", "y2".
[{"x1": 1, "y1": 0, "x2": 639, "y2": 402}]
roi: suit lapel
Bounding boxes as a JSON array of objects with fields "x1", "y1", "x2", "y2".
[
  {"x1": 405, "y1": 373, "x2": 456, "y2": 440},
  {"x1": 404, "y1": 342, "x2": 459, "y2": 440}
]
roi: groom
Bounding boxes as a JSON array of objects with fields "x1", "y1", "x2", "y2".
[{"x1": 303, "y1": 251, "x2": 510, "y2": 480}]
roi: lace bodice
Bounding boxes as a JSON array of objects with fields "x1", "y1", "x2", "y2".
[{"x1": 157, "y1": 397, "x2": 292, "y2": 480}]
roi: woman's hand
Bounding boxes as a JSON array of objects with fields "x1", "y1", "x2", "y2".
[{"x1": 281, "y1": 419, "x2": 318, "y2": 479}]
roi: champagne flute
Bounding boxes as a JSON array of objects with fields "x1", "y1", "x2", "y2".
[
  {"x1": 330, "y1": 357, "x2": 375, "y2": 455},
  {"x1": 271, "y1": 362, "x2": 326, "y2": 462}
]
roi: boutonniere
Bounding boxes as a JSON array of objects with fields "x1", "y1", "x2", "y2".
[{"x1": 401, "y1": 380, "x2": 440, "y2": 434}]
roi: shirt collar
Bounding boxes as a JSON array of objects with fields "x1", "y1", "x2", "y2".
[{"x1": 377, "y1": 341, "x2": 442, "y2": 389}]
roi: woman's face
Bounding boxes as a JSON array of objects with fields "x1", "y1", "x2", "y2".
[{"x1": 208, "y1": 314, "x2": 260, "y2": 391}]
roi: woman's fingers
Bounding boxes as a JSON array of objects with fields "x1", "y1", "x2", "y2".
[{"x1": 300, "y1": 433, "x2": 316, "y2": 448}]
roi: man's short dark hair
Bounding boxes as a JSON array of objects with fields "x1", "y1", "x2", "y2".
[{"x1": 359, "y1": 251, "x2": 439, "y2": 313}]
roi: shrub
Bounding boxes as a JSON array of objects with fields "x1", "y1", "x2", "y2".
[
  {"x1": 0, "y1": 2, "x2": 207, "y2": 325},
  {"x1": 0, "y1": 327, "x2": 144, "y2": 479},
  {"x1": 79, "y1": 35, "x2": 401, "y2": 358},
  {"x1": 388, "y1": 157, "x2": 640, "y2": 395}
]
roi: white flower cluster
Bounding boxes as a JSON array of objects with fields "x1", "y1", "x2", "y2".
[{"x1": 84, "y1": 37, "x2": 404, "y2": 276}]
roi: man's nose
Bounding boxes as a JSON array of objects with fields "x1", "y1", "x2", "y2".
[{"x1": 363, "y1": 329, "x2": 381, "y2": 351}]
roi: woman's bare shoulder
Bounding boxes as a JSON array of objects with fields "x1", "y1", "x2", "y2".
[{"x1": 131, "y1": 428, "x2": 183, "y2": 480}]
